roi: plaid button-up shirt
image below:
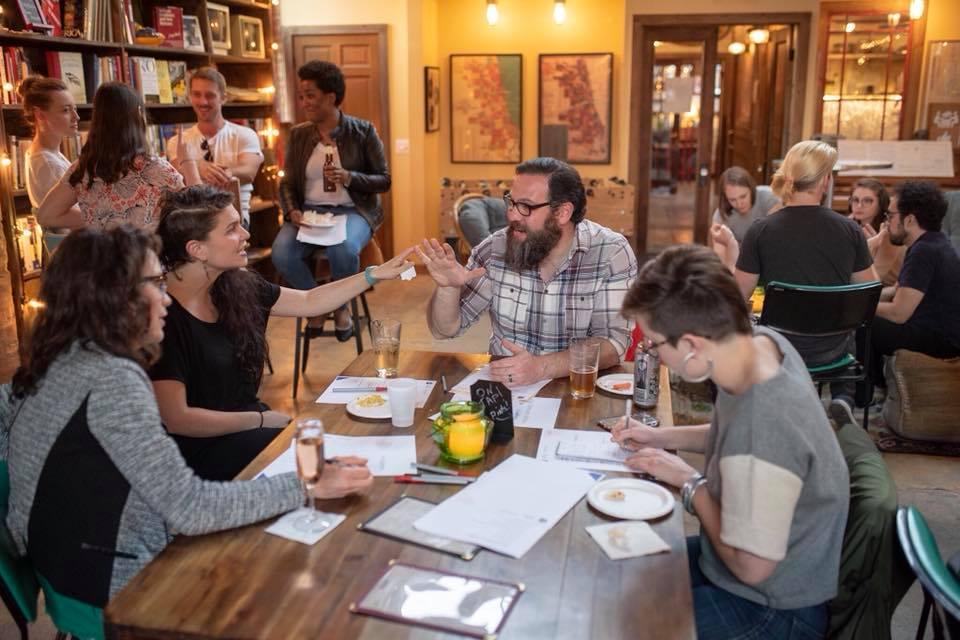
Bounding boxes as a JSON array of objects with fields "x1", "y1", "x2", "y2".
[{"x1": 455, "y1": 219, "x2": 638, "y2": 357}]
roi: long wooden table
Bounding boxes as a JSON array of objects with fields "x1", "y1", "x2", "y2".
[{"x1": 105, "y1": 351, "x2": 695, "y2": 639}]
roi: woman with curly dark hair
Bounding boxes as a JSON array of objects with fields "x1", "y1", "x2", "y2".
[
  {"x1": 152, "y1": 185, "x2": 414, "y2": 480},
  {"x1": 0, "y1": 225, "x2": 372, "y2": 615},
  {"x1": 36, "y1": 82, "x2": 200, "y2": 231}
]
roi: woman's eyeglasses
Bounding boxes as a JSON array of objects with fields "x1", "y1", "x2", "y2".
[{"x1": 140, "y1": 274, "x2": 168, "y2": 295}]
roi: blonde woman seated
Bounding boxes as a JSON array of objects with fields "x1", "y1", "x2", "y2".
[
  {"x1": 612, "y1": 245, "x2": 849, "y2": 639},
  {"x1": 151, "y1": 185, "x2": 414, "y2": 480}
]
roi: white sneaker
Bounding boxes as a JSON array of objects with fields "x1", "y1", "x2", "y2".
[{"x1": 828, "y1": 397, "x2": 858, "y2": 428}]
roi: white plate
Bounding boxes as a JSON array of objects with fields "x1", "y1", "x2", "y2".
[
  {"x1": 587, "y1": 478, "x2": 675, "y2": 520},
  {"x1": 596, "y1": 373, "x2": 633, "y2": 396},
  {"x1": 346, "y1": 395, "x2": 391, "y2": 420}
]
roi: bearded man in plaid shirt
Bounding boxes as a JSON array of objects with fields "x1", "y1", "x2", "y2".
[{"x1": 418, "y1": 157, "x2": 638, "y2": 387}]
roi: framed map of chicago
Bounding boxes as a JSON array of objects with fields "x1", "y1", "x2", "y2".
[
  {"x1": 539, "y1": 53, "x2": 612, "y2": 164},
  {"x1": 450, "y1": 54, "x2": 522, "y2": 163}
]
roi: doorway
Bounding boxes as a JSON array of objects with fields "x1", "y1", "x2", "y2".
[
  {"x1": 282, "y1": 26, "x2": 393, "y2": 256},
  {"x1": 629, "y1": 14, "x2": 811, "y2": 257}
]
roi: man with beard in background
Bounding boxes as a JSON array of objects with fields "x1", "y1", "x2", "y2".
[
  {"x1": 417, "y1": 157, "x2": 638, "y2": 387},
  {"x1": 868, "y1": 181, "x2": 960, "y2": 393}
]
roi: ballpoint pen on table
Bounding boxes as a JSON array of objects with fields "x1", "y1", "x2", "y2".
[
  {"x1": 394, "y1": 474, "x2": 475, "y2": 485},
  {"x1": 414, "y1": 462, "x2": 472, "y2": 477},
  {"x1": 441, "y1": 375, "x2": 449, "y2": 394},
  {"x1": 331, "y1": 387, "x2": 387, "y2": 393}
]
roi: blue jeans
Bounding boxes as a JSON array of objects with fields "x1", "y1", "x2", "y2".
[
  {"x1": 687, "y1": 537, "x2": 829, "y2": 639},
  {"x1": 271, "y1": 206, "x2": 373, "y2": 290}
]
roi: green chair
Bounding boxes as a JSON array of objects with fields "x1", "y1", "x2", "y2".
[
  {"x1": 896, "y1": 506, "x2": 960, "y2": 639},
  {"x1": 759, "y1": 280, "x2": 883, "y2": 429},
  {"x1": 0, "y1": 461, "x2": 39, "y2": 640},
  {"x1": 36, "y1": 574, "x2": 104, "y2": 640}
]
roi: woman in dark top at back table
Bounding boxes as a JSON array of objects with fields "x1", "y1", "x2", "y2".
[{"x1": 151, "y1": 185, "x2": 414, "y2": 481}]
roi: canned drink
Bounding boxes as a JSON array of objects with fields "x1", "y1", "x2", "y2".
[{"x1": 633, "y1": 347, "x2": 660, "y2": 409}]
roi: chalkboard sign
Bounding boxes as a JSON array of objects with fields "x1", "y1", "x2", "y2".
[
  {"x1": 470, "y1": 380, "x2": 514, "y2": 443},
  {"x1": 16, "y1": 0, "x2": 51, "y2": 32}
]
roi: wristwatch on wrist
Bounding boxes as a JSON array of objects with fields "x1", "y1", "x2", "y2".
[
  {"x1": 681, "y1": 472, "x2": 707, "y2": 515},
  {"x1": 364, "y1": 265, "x2": 379, "y2": 288}
]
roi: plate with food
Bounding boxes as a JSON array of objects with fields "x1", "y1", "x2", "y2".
[
  {"x1": 587, "y1": 478, "x2": 675, "y2": 520},
  {"x1": 596, "y1": 373, "x2": 633, "y2": 396},
  {"x1": 346, "y1": 394, "x2": 391, "y2": 420},
  {"x1": 301, "y1": 210, "x2": 336, "y2": 228}
]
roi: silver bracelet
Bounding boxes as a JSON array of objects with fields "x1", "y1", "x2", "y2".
[{"x1": 681, "y1": 473, "x2": 707, "y2": 515}]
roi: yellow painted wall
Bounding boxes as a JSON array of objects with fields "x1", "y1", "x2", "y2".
[
  {"x1": 437, "y1": 0, "x2": 627, "y2": 182},
  {"x1": 917, "y1": 0, "x2": 960, "y2": 129},
  {"x1": 278, "y1": 0, "x2": 959, "y2": 249}
]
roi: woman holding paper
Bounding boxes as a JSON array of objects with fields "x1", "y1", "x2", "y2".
[
  {"x1": 151, "y1": 185, "x2": 414, "y2": 480},
  {"x1": 611, "y1": 245, "x2": 848, "y2": 639},
  {"x1": 1, "y1": 225, "x2": 373, "y2": 611}
]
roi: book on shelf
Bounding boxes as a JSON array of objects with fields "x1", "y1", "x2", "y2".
[
  {"x1": 1, "y1": 47, "x2": 33, "y2": 105},
  {"x1": 15, "y1": 216, "x2": 43, "y2": 274},
  {"x1": 145, "y1": 124, "x2": 177, "y2": 158},
  {"x1": 61, "y1": 0, "x2": 84, "y2": 38},
  {"x1": 182, "y1": 15, "x2": 205, "y2": 52},
  {"x1": 6, "y1": 136, "x2": 27, "y2": 190},
  {"x1": 168, "y1": 60, "x2": 188, "y2": 103},
  {"x1": 156, "y1": 60, "x2": 173, "y2": 104},
  {"x1": 39, "y1": 0, "x2": 62, "y2": 37},
  {"x1": 62, "y1": 132, "x2": 87, "y2": 162},
  {"x1": 130, "y1": 56, "x2": 160, "y2": 104},
  {"x1": 48, "y1": 51, "x2": 87, "y2": 103},
  {"x1": 153, "y1": 6, "x2": 184, "y2": 49}
]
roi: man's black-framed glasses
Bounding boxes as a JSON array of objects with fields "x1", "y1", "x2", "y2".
[
  {"x1": 200, "y1": 139, "x2": 213, "y2": 163},
  {"x1": 643, "y1": 336, "x2": 670, "y2": 354},
  {"x1": 503, "y1": 191, "x2": 551, "y2": 217}
]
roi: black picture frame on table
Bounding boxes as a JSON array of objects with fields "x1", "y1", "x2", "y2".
[
  {"x1": 449, "y1": 54, "x2": 522, "y2": 164},
  {"x1": 15, "y1": 0, "x2": 52, "y2": 33},
  {"x1": 538, "y1": 52, "x2": 613, "y2": 164},
  {"x1": 424, "y1": 66, "x2": 440, "y2": 132}
]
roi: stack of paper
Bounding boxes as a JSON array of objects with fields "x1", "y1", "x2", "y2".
[
  {"x1": 258, "y1": 435, "x2": 417, "y2": 478},
  {"x1": 413, "y1": 455, "x2": 596, "y2": 558},
  {"x1": 536, "y1": 429, "x2": 634, "y2": 473}
]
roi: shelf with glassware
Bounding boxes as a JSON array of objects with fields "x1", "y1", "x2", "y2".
[{"x1": 0, "y1": 0, "x2": 281, "y2": 357}]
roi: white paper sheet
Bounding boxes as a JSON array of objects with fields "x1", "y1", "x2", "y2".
[
  {"x1": 585, "y1": 521, "x2": 670, "y2": 560},
  {"x1": 258, "y1": 434, "x2": 417, "y2": 478},
  {"x1": 296, "y1": 215, "x2": 348, "y2": 246},
  {"x1": 265, "y1": 508, "x2": 346, "y2": 545},
  {"x1": 316, "y1": 376, "x2": 436, "y2": 408},
  {"x1": 450, "y1": 365, "x2": 552, "y2": 401},
  {"x1": 413, "y1": 454, "x2": 596, "y2": 559},
  {"x1": 536, "y1": 429, "x2": 634, "y2": 473},
  {"x1": 429, "y1": 393, "x2": 561, "y2": 430}
]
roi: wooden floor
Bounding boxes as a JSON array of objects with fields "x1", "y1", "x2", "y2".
[{"x1": 6, "y1": 267, "x2": 958, "y2": 639}]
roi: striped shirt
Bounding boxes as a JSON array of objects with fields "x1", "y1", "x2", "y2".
[{"x1": 456, "y1": 219, "x2": 638, "y2": 357}]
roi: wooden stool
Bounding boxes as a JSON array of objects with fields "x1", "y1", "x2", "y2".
[{"x1": 291, "y1": 239, "x2": 383, "y2": 398}]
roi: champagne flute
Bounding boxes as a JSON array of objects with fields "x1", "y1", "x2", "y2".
[{"x1": 293, "y1": 419, "x2": 330, "y2": 533}]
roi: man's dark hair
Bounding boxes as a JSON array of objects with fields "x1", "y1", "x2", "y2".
[
  {"x1": 515, "y1": 157, "x2": 587, "y2": 224},
  {"x1": 297, "y1": 61, "x2": 346, "y2": 106},
  {"x1": 893, "y1": 181, "x2": 947, "y2": 232}
]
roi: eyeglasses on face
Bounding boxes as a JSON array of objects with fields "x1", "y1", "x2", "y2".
[
  {"x1": 643, "y1": 336, "x2": 670, "y2": 354},
  {"x1": 849, "y1": 196, "x2": 876, "y2": 206},
  {"x1": 140, "y1": 274, "x2": 168, "y2": 295},
  {"x1": 503, "y1": 191, "x2": 552, "y2": 217}
]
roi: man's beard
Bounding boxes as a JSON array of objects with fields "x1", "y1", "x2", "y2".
[
  {"x1": 505, "y1": 215, "x2": 562, "y2": 270},
  {"x1": 889, "y1": 227, "x2": 907, "y2": 246}
]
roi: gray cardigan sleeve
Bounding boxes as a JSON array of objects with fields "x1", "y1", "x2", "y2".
[{"x1": 89, "y1": 362, "x2": 302, "y2": 535}]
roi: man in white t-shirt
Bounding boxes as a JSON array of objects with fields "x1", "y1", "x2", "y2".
[{"x1": 166, "y1": 67, "x2": 264, "y2": 225}]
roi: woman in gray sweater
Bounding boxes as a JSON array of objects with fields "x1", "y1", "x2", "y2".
[{"x1": 0, "y1": 225, "x2": 373, "y2": 609}]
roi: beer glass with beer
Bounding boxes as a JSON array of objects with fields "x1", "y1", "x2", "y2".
[
  {"x1": 569, "y1": 338, "x2": 601, "y2": 399},
  {"x1": 371, "y1": 319, "x2": 401, "y2": 378}
]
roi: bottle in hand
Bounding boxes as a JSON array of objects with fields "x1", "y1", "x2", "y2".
[{"x1": 322, "y1": 146, "x2": 337, "y2": 193}]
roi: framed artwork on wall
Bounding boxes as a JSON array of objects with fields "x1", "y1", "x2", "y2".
[
  {"x1": 230, "y1": 15, "x2": 265, "y2": 59},
  {"x1": 206, "y1": 2, "x2": 231, "y2": 55},
  {"x1": 538, "y1": 53, "x2": 612, "y2": 164},
  {"x1": 425, "y1": 66, "x2": 440, "y2": 132},
  {"x1": 923, "y1": 41, "x2": 960, "y2": 136},
  {"x1": 15, "y1": 0, "x2": 51, "y2": 33},
  {"x1": 449, "y1": 54, "x2": 522, "y2": 163}
]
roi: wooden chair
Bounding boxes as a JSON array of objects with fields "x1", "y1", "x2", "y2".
[{"x1": 291, "y1": 238, "x2": 382, "y2": 398}]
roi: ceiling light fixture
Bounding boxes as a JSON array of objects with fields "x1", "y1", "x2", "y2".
[
  {"x1": 747, "y1": 27, "x2": 770, "y2": 44},
  {"x1": 909, "y1": 0, "x2": 924, "y2": 20},
  {"x1": 844, "y1": 22, "x2": 856, "y2": 33},
  {"x1": 486, "y1": 0, "x2": 498, "y2": 25},
  {"x1": 553, "y1": 0, "x2": 566, "y2": 24},
  {"x1": 728, "y1": 42, "x2": 746, "y2": 55}
]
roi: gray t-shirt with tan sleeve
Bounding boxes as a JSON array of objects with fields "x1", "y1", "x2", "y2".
[{"x1": 698, "y1": 326, "x2": 849, "y2": 609}]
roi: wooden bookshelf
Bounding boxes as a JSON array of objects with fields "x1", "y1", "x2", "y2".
[{"x1": 0, "y1": 0, "x2": 281, "y2": 361}]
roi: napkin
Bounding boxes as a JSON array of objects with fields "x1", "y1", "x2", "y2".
[
  {"x1": 585, "y1": 521, "x2": 670, "y2": 560},
  {"x1": 265, "y1": 508, "x2": 346, "y2": 545}
]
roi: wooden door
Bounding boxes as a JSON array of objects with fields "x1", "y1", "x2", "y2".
[
  {"x1": 762, "y1": 27, "x2": 793, "y2": 182},
  {"x1": 633, "y1": 26, "x2": 718, "y2": 255},
  {"x1": 288, "y1": 30, "x2": 393, "y2": 256}
]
